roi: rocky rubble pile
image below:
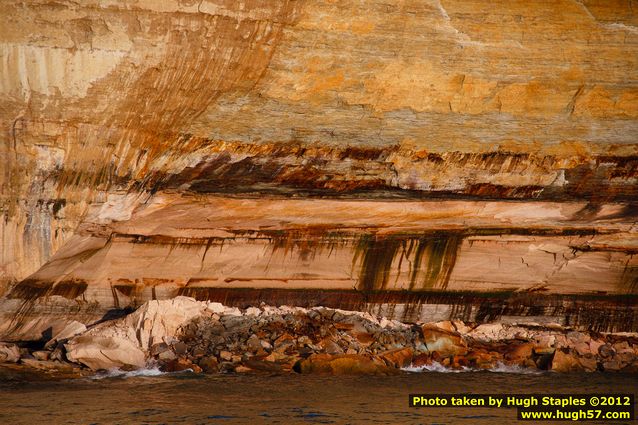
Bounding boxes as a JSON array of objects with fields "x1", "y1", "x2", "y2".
[
  {"x1": 155, "y1": 305, "x2": 638, "y2": 375},
  {"x1": 1, "y1": 297, "x2": 637, "y2": 375},
  {"x1": 161, "y1": 303, "x2": 418, "y2": 375}
]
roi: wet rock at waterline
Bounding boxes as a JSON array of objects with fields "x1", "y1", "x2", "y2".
[{"x1": 2, "y1": 298, "x2": 637, "y2": 375}]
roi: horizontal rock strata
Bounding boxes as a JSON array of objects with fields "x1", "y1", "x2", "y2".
[
  {"x1": 2, "y1": 192, "x2": 636, "y2": 339},
  {"x1": 1, "y1": 1, "x2": 637, "y2": 339}
]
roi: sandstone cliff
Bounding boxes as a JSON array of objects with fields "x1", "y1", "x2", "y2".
[{"x1": 1, "y1": 0, "x2": 636, "y2": 338}]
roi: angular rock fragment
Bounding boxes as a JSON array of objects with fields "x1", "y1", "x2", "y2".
[{"x1": 0, "y1": 342, "x2": 20, "y2": 363}]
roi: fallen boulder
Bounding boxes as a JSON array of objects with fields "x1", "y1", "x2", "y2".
[
  {"x1": 551, "y1": 349, "x2": 581, "y2": 372},
  {"x1": 65, "y1": 335, "x2": 145, "y2": 370},
  {"x1": 66, "y1": 296, "x2": 211, "y2": 370},
  {"x1": 380, "y1": 347, "x2": 414, "y2": 368}
]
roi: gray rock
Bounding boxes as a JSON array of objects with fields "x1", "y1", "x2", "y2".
[
  {"x1": 598, "y1": 344, "x2": 615, "y2": 359},
  {"x1": 332, "y1": 312, "x2": 345, "y2": 322},
  {"x1": 221, "y1": 316, "x2": 253, "y2": 333},
  {"x1": 158, "y1": 350, "x2": 177, "y2": 361},
  {"x1": 307, "y1": 310, "x2": 321, "y2": 321},
  {"x1": 150, "y1": 342, "x2": 170, "y2": 356}
]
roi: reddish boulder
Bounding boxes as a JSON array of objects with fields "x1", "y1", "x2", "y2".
[
  {"x1": 242, "y1": 359, "x2": 283, "y2": 372},
  {"x1": 551, "y1": 349, "x2": 581, "y2": 372},
  {"x1": 410, "y1": 353, "x2": 433, "y2": 368},
  {"x1": 504, "y1": 342, "x2": 534, "y2": 363},
  {"x1": 294, "y1": 354, "x2": 398, "y2": 375},
  {"x1": 162, "y1": 357, "x2": 201, "y2": 373},
  {"x1": 380, "y1": 347, "x2": 414, "y2": 368},
  {"x1": 198, "y1": 356, "x2": 219, "y2": 374}
]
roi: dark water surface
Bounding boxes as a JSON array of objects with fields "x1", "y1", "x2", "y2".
[{"x1": 0, "y1": 368, "x2": 635, "y2": 425}]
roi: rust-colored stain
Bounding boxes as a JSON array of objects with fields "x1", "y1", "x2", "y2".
[
  {"x1": 8, "y1": 278, "x2": 87, "y2": 300},
  {"x1": 6, "y1": 279, "x2": 52, "y2": 301},
  {"x1": 113, "y1": 285, "x2": 135, "y2": 297},
  {"x1": 2, "y1": 0, "x2": 638, "y2": 336},
  {"x1": 155, "y1": 141, "x2": 638, "y2": 201},
  {"x1": 355, "y1": 235, "x2": 402, "y2": 292},
  {"x1": 176, "y1": 287, "x2": 638, "y2": 333},
  {"x1": 50, "y1": 280, "x2": 88, "y2": 299},
  {"x1": 354, "y1": 233, "x2": 461, "y2": 292}
]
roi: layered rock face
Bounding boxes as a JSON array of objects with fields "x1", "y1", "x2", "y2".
[{"x1": 1, "y1": 1, "x2": 637, "y2": 339}]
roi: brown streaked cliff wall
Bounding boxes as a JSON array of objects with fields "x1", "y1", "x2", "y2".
[
  {"x1": 1, "y1": 0, "x2": 302, "y2": 286},
  {"x1": 0, "y1": 1, "x2": 637, "y2": 331},
  {"x1": 2, "y1": 193, "x2": 637, "y2": 338}
]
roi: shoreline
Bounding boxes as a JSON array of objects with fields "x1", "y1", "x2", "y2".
[{"x1": 1, "y1": 297, "x2": 637, "y2": 377}]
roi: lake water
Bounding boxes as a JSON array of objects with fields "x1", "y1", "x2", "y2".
[{"x1": 0, "y1": 367, "x2": 635, "y2": 424}]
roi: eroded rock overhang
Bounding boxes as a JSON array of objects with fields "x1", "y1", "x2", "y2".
[
  {"x1": 4, "y1": 192, "x2": 637, "y2": 336},
  {"x1": 1, "y1": 0, "x2": 637, "y2": 338}
]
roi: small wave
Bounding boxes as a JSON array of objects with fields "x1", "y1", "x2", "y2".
[
  {"x1": 91, "y1": 366, "x2": 169, "y2": 380},
  {"x1": 487, "y1": 362, "x2": 543, "y2": 374},
  {"x1": 402, "y1": 361, "x2": 542, "y2": 375},
  {"x1": 402, "y1": 362, "x2": 471, "y2": 373}
]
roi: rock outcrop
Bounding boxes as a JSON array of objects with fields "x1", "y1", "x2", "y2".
[
  {"x1": 4, "y1": 298, "x2": 638, "y2": 374},
  {"x1": 65, "y1": 296, "x2": 210, "y2": 370},
  {"x1": 1, "y1": 1, "x2": 637, "y2": 336}
]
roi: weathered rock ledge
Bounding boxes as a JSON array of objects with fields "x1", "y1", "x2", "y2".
[
  {"x1": 3, "y1": 193, "x2": 636, "y2": 342},
  {"x1": 1, "y1": 297, "x2": 636, "y2": 376},
  {"x1": 2, "y1": 1, "x2": 637, "y2": 343}
]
